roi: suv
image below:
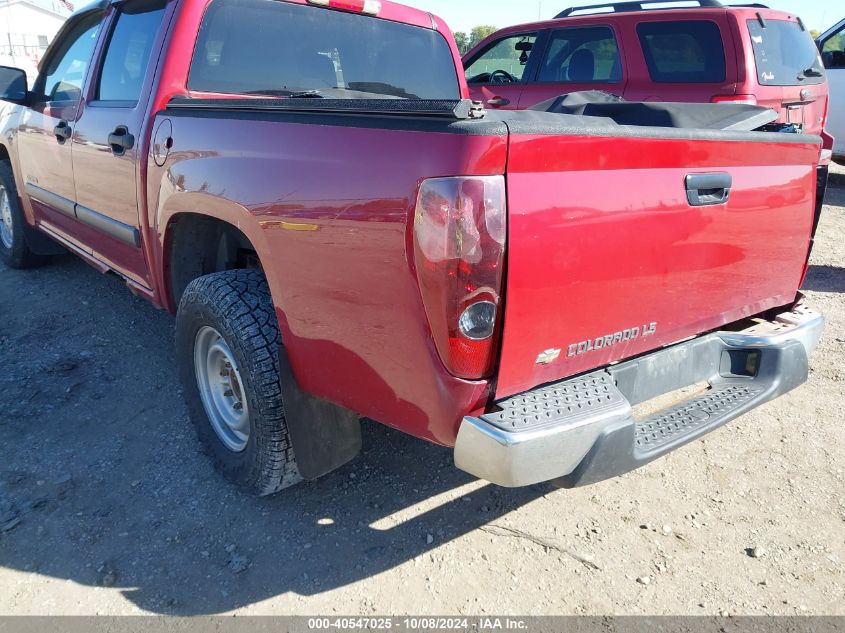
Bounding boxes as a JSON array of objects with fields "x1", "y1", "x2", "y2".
[
  {"x1": 818, "y1": 17, "x2": 845, "y2": 160},
  {"x1": 463, "y1": 0, "x2": 829, "y2": 136}
]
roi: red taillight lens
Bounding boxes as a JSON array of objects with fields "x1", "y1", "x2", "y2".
[
  {"x1": 413, "y1": 176, "x2": 507, "y2": 380},
  {"x1": 822, "y1": 94, "x2": 830, "y2": 129},
  {"x1": 306, "y1": 0, "x2": 381, "y2": 14},
  {"x1": 711, "y1": 94, "x2": 758, "y2": 106}
]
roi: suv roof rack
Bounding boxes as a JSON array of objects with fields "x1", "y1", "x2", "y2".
[{"x1": 555, "y1": 0, "x2": 724, "y2": 19}]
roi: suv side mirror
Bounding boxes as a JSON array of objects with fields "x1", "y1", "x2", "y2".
[{"x1": 0, "y1": 66, "x2": 28, "y2": 104}]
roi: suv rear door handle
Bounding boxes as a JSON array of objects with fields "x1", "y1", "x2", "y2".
[
  {"x1": 686, "y1": 173, "x2": 732, "y2": 206},
  {"x1": 108, "y1": 126, "x2": 135, "y2": 156},
  {"x1": 487, "y1": 97, "x2": 511, "y2": 107},
  {"x1": 53, "y1": 120, "x2": 72, "y2": 143}
]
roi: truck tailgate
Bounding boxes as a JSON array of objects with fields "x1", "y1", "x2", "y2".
[{"x1": 496, "y1": 130, "x2": 820, "y2": 399}]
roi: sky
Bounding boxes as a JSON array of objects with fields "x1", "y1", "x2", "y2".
[{"x1": 399, "y1": 0, "x2": 843, "y2": 36}]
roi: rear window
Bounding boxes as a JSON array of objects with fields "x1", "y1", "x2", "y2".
[
  {"x1": 538, "y1": 27, "x2": 622, "y2": 83},
  {"x1": 188, "y1": 0, "x2": 460, "y2": 99},
  {"x1": 637, "y1": 21, "x2": 726, "y2": 83},
  {"x1": 747, "y1": 19, "x2": 825, "y2": 86}
]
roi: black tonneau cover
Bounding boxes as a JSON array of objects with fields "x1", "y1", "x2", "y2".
[
  {"x1": 531, "y1": 90, "x2": 778, "y2": 132},
  {"x1": 165, "y1": 91, "x2": 810, "y2": 143},
  {"x1": 167, "y1": 96, "x2": 483, "y2": 120}
]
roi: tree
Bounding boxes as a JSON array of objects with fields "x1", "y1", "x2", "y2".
[
  {"x1": 810, "y1": 29, "x2": 821, "y2": 40},
  {"x1": 469, "y1": 26, "x2": 498, "y2": 51},
  {"x1": 453, "y1": 31, "x2": 469, "y2": 55}
]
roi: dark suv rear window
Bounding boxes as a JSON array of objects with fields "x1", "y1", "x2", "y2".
[
  {"x1": 747, "y1": 19, "x2": 825, "y2": 86},
  {"x1": 188, "y1": 0, "x2": 460, "y2": 99},
  {"x1": 637, "y1": 21, "x2": 726, "y2": 83}
]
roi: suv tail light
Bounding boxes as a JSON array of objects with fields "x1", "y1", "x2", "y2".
[
  {"x1": 413, "y1": 176, "x2": 507, "y2": 380},
  {"x1": 711, "y1": 94, "x2": 758, "y2": 106},
  {"x1": 822, "y1": 94, "x2": 829, "y2": 129}
]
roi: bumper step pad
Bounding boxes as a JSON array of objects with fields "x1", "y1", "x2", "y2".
[
  {"x1": 635, "y1": 384, "x2": 765, "y2": 454},
  {"x1": 481, "y1": 373, "x2": 628, "y2": 434}
]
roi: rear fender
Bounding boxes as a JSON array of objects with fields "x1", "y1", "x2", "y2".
[
  {"x1": 156, "y1": 191, "x2": 276, "y2": 312},
  {"x1": 157, "y1": 190, "x2": 364, "y2": 477}
]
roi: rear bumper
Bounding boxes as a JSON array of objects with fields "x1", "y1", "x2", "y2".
[{"x1": 455, "y1": 304, "x2": 824, "y2": 488}]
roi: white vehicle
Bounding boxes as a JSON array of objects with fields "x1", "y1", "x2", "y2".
[{"x1": 819, "y1": 18, "x2": 845, "y2": 163}]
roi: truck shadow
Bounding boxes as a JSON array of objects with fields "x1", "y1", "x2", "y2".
[
  {"x1": 0, "y1": 256, "x2": 548, "y2": 615},
  {"x1": 804, "y1": 265, "x2": 845, "y2": 294}
]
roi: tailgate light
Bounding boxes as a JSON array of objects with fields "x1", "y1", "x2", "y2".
[
  {"x1": 413, "y1": 176, "x2": 507, "y2": 380},
  {"x1": 711, "y1": 94, "x2": 758, "y2": 106},
  {"x1": 306, "y1": 0, "x2": 381, "y2": 14}
]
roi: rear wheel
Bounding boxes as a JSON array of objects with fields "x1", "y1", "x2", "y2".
[
  {"x1": 176, "y1": 269, "x2": 302, "y2": 496},
  {"x1": 0, "y1": 161, "x2": 47, "y2": 269}
]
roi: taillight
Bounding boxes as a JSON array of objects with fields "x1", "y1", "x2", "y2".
[
  {"x1": 306, "y1": 0, "x2": 381, "y2": 15},
  {"x1": 822, "y1": 95, "x2": 829, "y2": 129},
  {"x1": 413, "y1": 176, "x2": 506, "y2": 380},
  {"x1": 711, "y1": 94, "x2": 758, "y2": 106}
]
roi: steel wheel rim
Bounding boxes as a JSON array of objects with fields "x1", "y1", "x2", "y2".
[
  {"x1": 194, "y1": 326, "x2": 250, "y2": 452},
  {"x1": 0, "y1": 185, "x2": 13, "y2": 250}
]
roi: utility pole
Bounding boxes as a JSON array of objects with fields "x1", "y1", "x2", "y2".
[{"x1": 4, "y1": 0, "x2": 15, "y2": 60}]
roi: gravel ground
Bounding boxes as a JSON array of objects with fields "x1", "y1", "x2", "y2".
[{"x1": 0, "y1": 170, "x2": 843, "y2": 616}]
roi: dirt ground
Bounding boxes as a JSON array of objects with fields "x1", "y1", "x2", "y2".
[{"x1": 0, "y1": 168, "x2": 843, "y2": 617}]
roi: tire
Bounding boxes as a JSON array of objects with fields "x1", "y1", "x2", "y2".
[
  {"x1": 176, "y1": 269, "x2": 302, "y2": 496},
  {"x1": 0, "y1": 161, "x2": 48, "y2": 269}
]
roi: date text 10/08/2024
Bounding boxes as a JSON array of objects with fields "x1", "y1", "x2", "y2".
[{"x1": 307, "y1": 618, "x2": 529, "y2": 630}]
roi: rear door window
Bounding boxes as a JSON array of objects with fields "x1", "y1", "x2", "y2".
[
  {"x1": 637, "y1": 21, "x2": 726, "y2": 83},
  {"x1": 189, "y1": 0, "x2": 460, "y2": 99},
  {"x1": 538, "y1": 26, "x2": 622, "y2": 83},
  {"x1": 97, "y1": 0, "x2": 168, "y2": 103},
  {"x1": 747, "y1": 19, "x2": 825, "y2": 85}
]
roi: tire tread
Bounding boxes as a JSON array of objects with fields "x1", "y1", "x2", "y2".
[{"x1": 178, "y1": 269, "x2": 301, "y2": 496}]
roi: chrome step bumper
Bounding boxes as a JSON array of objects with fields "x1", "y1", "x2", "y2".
[{"x1": 455, "y1": 304, "x2": 824, "y2": 488}]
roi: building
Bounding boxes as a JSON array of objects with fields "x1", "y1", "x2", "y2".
[{"x1": 0, "y1": 0, "x2": 72, "y2": 84}]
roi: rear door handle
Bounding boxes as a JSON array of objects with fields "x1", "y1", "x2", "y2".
[
  {"x1": 685, "y1": 173, "x2": 732, "y2": 207},
  {"x1": 108, "y1": 125, "x2": 135, "y2": 156},
  {"x1": 53, "y1": 120, "x2": 72, "y2": 144},
  {"x1": 487, "y1": 97, "x2": 511, "y2": 107}
]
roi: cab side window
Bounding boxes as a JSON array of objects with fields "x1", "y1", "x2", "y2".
[
  {"x1": 637, "y1": 21, "x2": 726, "y2": 83},
  {"x1": 465, "y1": 34, "x2": 538, "y2": 85},
  {"x1": 822, "y1": 27, "x2": 845, "y2": 69},
  {"x1": 96, "y1": 0, "x2": 168, "y2": 104},
  {"x1": 38, "y1": 14, "x2": 103, "y2": 103},
  {"x1": 538, "y1": 27, "x2": 622, "y2": 83}
]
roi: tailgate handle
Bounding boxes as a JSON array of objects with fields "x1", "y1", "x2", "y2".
[{"x1": 685, "y1": 173, "x2": 731, "y2": 207}]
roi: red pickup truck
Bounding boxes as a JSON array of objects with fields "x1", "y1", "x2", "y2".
[{"x1": 0, "y1": 0, "x2": 826, "y2": 496}]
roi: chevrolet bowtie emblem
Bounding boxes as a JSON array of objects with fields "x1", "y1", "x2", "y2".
[{"x1": 536, "y1": 349, "x2": 562, "y2": 365}]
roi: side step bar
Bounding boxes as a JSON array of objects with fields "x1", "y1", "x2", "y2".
[{"x1": 455, "y1": 304, "x2": 824, "y2": 488}]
